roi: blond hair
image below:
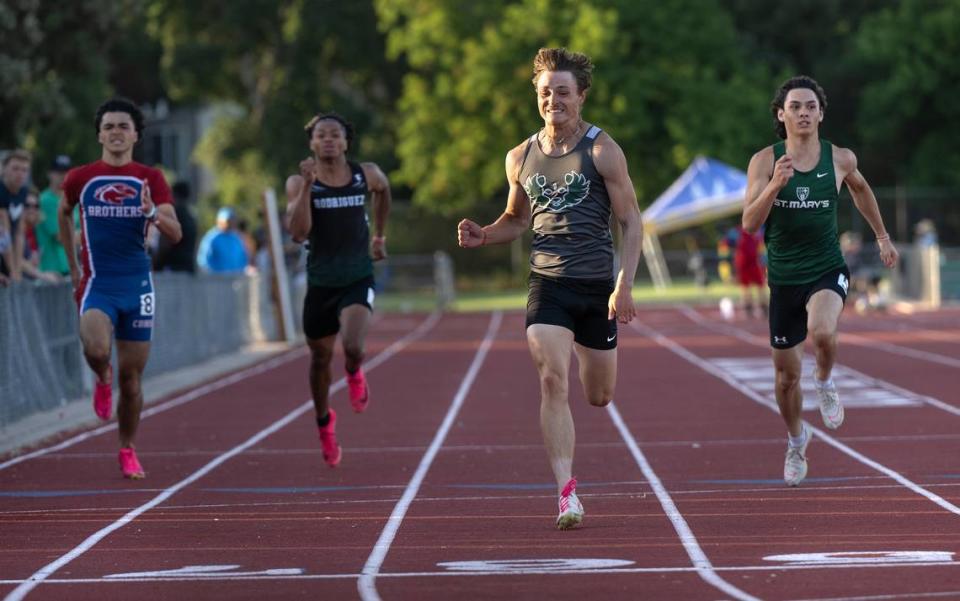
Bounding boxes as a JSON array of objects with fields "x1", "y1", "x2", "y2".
[{"x1": 531, "y1": 47, "x2": 593, "y2": 93}]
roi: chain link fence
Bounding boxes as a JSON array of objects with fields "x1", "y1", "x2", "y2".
[{"x1": 0, "y1": 273, "x2": 272, "y2": 429}]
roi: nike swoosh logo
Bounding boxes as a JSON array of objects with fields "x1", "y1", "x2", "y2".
[
  {"x1": 607, "y1": 335, "x2": 617, "y2": 342},
  {"x1": 816, "y1": 172, "x2": 828, "y2": 178}
]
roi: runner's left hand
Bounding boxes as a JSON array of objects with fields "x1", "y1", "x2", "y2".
[
  {"x1": 878, "y1": 239, "x2": 899, "y2": 268},
  {"x1": 608, "y1": 286, "x2": 636, "y2": 323},
  {"x1": 371, "y1": 236, "x2": 387, "y2": 261}
]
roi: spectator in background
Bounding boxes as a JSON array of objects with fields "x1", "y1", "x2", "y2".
[
  {"x1": 197, "y1": 206, "x2": 249, "y2": 273},
  {"x1": 0, "y1": 149, "x2": 32, "y2": 281},
  {"x1": 734, "y1": 224, "x2": 767, "y2": 318},
  {"x1": 37, "y1": 155, "x2": 73, "y2": 276},
  {"x1": 20, "y1": 189, "x2": 61, "y2": 283},
  {"x1": 153, "y1": 180, "x2": 198, "y2": 273}
]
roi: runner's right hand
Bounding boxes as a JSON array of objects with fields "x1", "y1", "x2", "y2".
[
  {"x1": 299, "y1": 157, "x2": 316, "y2": 181},
  {"x1": 457, "y1": 219, "x2": 485, "y2": 248},
  {"x1": 771, "y1": 154, "x2": 794, "y2": 189}
]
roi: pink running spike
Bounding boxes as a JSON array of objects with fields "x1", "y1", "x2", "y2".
[
  {"x1": 118, "y1": 447, "x2": 145, "y2": 479},
  {"x1": 318, "y1": 409, "x2": 342, "y2": 467},
  {"x1": 346, "y1": 368, "x2": 370, "y2": 413},
  {"x1": 93, "y1": 367, "x2": 113, "y2": 421},
  {"x1": 560, "y1": 477, "x2": 577, "y2": 498}
]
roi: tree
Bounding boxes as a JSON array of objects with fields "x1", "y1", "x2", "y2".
[
  {"x1": 376, "y1": 0, "x2": 771, "y2": 216},
  {"x1": 0, "y1": 0, "x2": 138, "y2": 174},
  {"x1": 854, "y1": 0, "x2": 960, "y2": 187},
  {"x1": 146, "y1": 0, "x2": 402, "y2": 211}
]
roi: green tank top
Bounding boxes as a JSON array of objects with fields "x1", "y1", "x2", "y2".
[{"x1": 765, "y1": 140, "x2": 846, "y2": 285}]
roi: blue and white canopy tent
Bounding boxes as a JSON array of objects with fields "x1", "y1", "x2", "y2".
[{"x1": 641, "y1": 156, "x2": 748, "y2": 289}]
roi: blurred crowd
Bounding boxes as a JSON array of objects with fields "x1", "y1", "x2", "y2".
[{"x1": 0, "y1": 148, "x2": 304, "y2": 288}]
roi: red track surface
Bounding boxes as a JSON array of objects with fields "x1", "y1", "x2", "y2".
[{"x1": 2, "y1": 306, "x2": 959, "y2": 600}]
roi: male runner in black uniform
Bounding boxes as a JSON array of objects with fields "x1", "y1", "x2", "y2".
[
  {"x1": 286, "y1": 112, "x2": 391, "y2": 467},
  {"x1": 458, "y1": 48, "x2": 643, "y2": 528}
]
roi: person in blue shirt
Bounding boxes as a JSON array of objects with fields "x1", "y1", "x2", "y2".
[{"x1": 197, "y1": 206, "x2": 249, "y2": 273}]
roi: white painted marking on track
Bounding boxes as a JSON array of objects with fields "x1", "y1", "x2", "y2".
[
  {"x1": 843, "y1": 331, "x2": 960, "y2": 369},
  {"x1": 358, "y1": 311, "x2": 502, "y2": 601},
  {"x1": 4, "y1": 557, "x2": 960, "y2": 587},
  {"x1": 104, "y1": 564, "x2": 303, "y2": 579},
  {"x1": 606, "y1": 402, "x2": 762, "y2": 601},
  {"x1": 764, "y1": 551, "x2": 954, "y2": 566},
  {"x1": 2, "y1": 312, "x2": 441, "y2": 601},
  {"x1": 0, "y1": 347, "x2": 309, "y2": 471},
  {"x1": 631, "y1": 318, "x2": 960, "y2": 517},
  {"x1": 710, "y1": 357, "x2": 923, "y2": 409},
  {"x1": 678, "y1": 305, "x2": 960, "y2": 418},
  {"x1": 437, "y1": 558, "x2": 635, "y2": 573}
]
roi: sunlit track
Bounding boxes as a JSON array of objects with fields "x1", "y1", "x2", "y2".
[
  {"x1": 0, "y1": 313, "x2": 408, "y2": 472},
  {"x1": 841, "y1": 331, "x2": 960, "y2": 368},
  {"x1": 0, "y1": 346, "x2": 310, "y2": 471},
  {"x1": 675, "y1": 305, "x2": 960, "y2": 417},
  {"x1": 3, "y1": 306, "x2": 960, "y2": 601},
  {"x1": 680, "y1": 304, "x2": 960, "y2": 367},
  {"x1": 2, "y1": 312, "x2": 442, "y2": 601},
  {"x1": 630, "y1": 316, "x2": 960, "y2": 517},
  {"x1": 18, "y1": 429, "x2": 960, "y2": 461},
  {"x1": 3, "y1": 557, "x2": 960, "y2": 586},
  {"x1": 605, "y1": 402, "x2": 761, "y2": 600},
  {"x1": 358, "y1": 311, "x2": 502, "y2": 601}
]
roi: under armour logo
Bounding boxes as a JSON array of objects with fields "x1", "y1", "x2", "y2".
[
  {"x1": 838, "y1": 273, "x2": 849, "y2": 293},
  {"x1": 773, "y1": 336, "x2": 788, "y2": 344}
]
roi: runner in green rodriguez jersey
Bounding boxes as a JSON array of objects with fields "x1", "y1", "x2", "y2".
[{"x1": 742, "y1": 76, "x2": 899, "y2": 487}]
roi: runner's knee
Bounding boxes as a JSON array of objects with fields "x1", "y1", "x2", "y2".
[
  {"x1": 808, "y1": 325, "x2": 835, "y2": 349},
  {"x1": 586, "y1": 389, "x2": 612, "y2": 407},
  {"x1": 309, "y1": 345, "x2": 334, "y2": 367},
  {"x1": 342, "y1": 340, "x2": 365, "y2": 364},
  {"x1": 82, "y1": 345, "x2": 110, "y2": 367},
  {"x1": 539, "y1": 369, "x2": 568, "y2": 400},
  {"x1": 775, "y1": 368, "x2": 801, "y2": 395}
]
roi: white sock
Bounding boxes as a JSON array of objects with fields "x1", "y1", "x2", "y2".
[
  {"x1": 815, "y1": 376, "x2": 834, "y2": 389},
  {"x1": 788, "y1": 427, "x2": 807, "y2": 448}
]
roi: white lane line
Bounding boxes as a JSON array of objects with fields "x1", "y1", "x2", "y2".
[
  {"x1": 3, "y1": 558, "x2": 958, "y2": 585},
  {"x1": 677, "y1": 305, "x2": 960, "y2": 418},
  {"x1": 632, "y1": 317, "x2": 960, "y2": 516},
  {"x1": 0, "y1": 313, "x2": 402, "y2": 471},
  {"x1": 3, "y1": 312, "x2": 441, "y2": 601},
  {"x1": 358, "y1": 311, "x2": 501, "y2": 601},
  {"x1": 606, "y1": 402, "x2": 761, "y2": 601},
  {"x1": 842, "y1": 332, "x2": 960, "y2": 369},
  {"x1": 0, "y1": 348, "x2": 307, "y2": 471}
]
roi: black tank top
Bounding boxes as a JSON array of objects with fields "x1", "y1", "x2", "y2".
[
  {"x1": 518, "y1": 125, "x2": 613, "y2": 280},
  {"x1": 305, "y1": 161, "x2": 373, "y2": 287}
]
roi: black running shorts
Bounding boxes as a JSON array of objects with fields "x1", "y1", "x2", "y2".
[
  {"x1": 302, "y1": 275, "x2": 375, "y2": 339},
  {"x1": 768, "y1": 265, "x2": 850, "y2": 349},
  {"x1": 525, "y1": 272, "x2": 617, "y2": 350}
]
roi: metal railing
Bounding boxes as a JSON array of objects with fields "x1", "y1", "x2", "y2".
[{"x1": 0, "y1": 273, "x2": 269, "y2": 428}]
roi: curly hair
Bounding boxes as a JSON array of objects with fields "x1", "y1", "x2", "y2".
[
  {"x1": 94, "y1": 97, "x2": 145, "y2": 138},
  {"x1": 531, "y1": 47, "x2": 593, "y2": 93},
  {"x1": 771, "y1": 75, "x2": 827, "y2": 140},
  {"x1": 304, "y1": 111, "x2": 355, "y2": 149}
]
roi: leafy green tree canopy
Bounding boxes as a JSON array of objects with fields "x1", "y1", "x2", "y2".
[{"x1": 376, "y1": 0, "x2": 771, "y2": 216}]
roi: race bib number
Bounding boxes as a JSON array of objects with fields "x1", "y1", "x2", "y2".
[{"x1": 140, "y1": 292, "x2": 155, "y2": 316}]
